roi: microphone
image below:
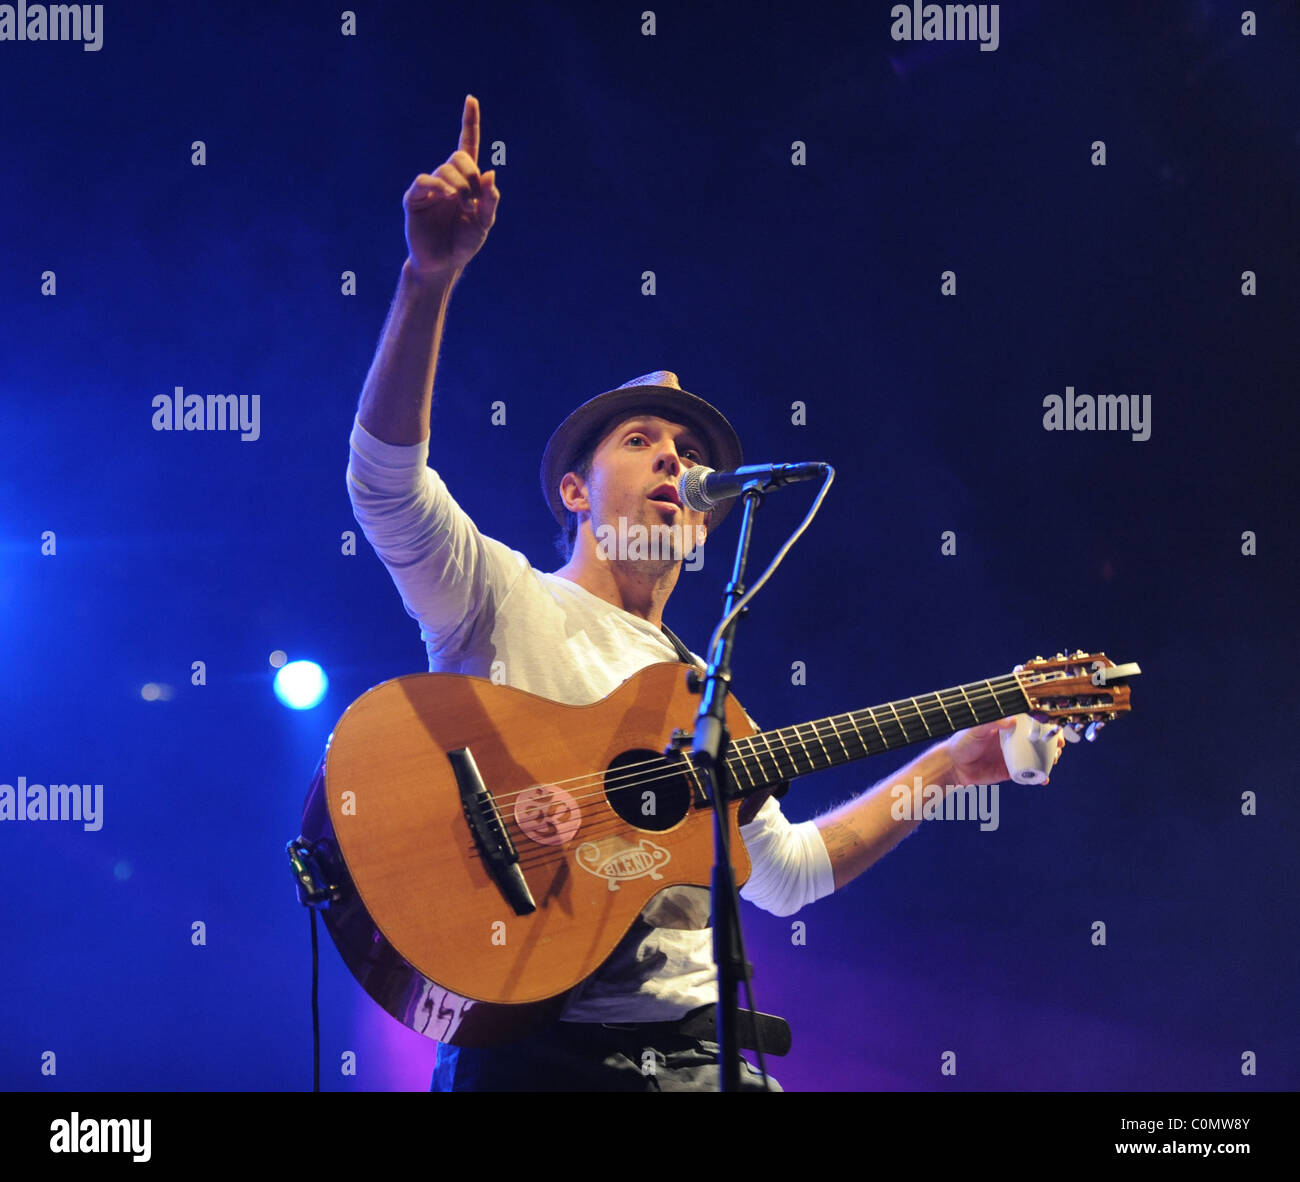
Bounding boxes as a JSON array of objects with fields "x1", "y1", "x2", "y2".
[{"x1": 677, "y1": 462, "x2": 829, "y2": 511}]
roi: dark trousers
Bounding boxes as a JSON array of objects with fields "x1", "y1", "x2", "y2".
[{"x1": 432, "y1": 1020, "x2": 782, "y2": 1092}]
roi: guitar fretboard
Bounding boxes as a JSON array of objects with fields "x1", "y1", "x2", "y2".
[{"x1": 723, "y1": 672, "x2": 1031, "y2": 794}]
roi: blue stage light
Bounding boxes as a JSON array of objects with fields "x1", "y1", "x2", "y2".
[{"x1": 273, "y1": 660, "x2": 329, "y2": 710}]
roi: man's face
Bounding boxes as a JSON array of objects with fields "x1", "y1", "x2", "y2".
[{"x1": 563, "y1": 414, "x2": 712, "y2": 561}]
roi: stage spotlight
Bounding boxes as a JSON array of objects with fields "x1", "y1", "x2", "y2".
[{"x1": 273, "y1": 660, "x2": 328, "y2": 710}]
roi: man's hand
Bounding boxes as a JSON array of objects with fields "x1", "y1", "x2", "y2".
[
  {"x1": 403, "y1": 95, "x2": 500, "y2": 278},
  {"x1": 942, "y1": 716, "x2": 1066, "y2": 785}
]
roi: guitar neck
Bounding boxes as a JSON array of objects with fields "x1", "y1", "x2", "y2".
[{"x1": 726, "y1": 671, "x2": 1031, "y2": 793}]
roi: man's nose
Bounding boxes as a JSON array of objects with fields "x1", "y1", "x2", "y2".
[{"x1": 654, "y1": 443, "x2": 682, "y2": 473}]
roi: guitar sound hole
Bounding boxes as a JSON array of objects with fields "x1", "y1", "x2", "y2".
[{"x1": 604, "y1": 750, "x2": 693, "y2": 832}]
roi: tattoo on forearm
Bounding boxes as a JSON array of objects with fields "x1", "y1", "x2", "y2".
[{"x1": 819, "y1": 820, "x2": 865, "y2": 863}]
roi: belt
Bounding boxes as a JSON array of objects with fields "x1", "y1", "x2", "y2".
[{"x1": 599, "y1": 1004, "x2": 792, "y2": 1056}]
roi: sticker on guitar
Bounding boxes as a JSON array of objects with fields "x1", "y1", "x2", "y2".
[
  {"x1": 576, "y1": 839, "x2": 671, "y2": 890},
  {"x1": 512, "y1": 785, "x2": 581, "y2": 846}
]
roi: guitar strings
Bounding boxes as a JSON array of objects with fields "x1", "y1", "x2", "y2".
[
  {"x1": 463, "y1": 673, "x2": 1042, "y2": 865},
  {"x1": 472, "y1": 672, "x2": 1093, "y2": 873},
  {"x1": 474, "y1": 673, "x2": 1029, "y2": 812},
  {"x1": 483, "y1": 683, "x2": 1089, "y2": 871},
  {"x1": 476, "y1": 673, "x2": 1030, "y2": 823}
]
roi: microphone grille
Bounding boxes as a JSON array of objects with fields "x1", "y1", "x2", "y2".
[{"x1": 678, "y1": 466, "x2": 713, "y2": 512}]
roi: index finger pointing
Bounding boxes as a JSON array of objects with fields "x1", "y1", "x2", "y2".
[{"x1": 459, "y1": 94, "x2": 480, "y2": 163}]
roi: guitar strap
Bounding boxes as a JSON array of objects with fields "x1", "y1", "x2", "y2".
[{"x1": 659, "y1": 623, "x2": 698, "y2": 667}]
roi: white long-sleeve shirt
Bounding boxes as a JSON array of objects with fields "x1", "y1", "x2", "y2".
[{"x1": 346, "y1": 417, "x2": 835, "y2": 1021}]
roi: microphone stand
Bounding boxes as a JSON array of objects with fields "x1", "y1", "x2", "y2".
[{"x1": 689, "y1": 481, "x2": 767, "y2": 1092}]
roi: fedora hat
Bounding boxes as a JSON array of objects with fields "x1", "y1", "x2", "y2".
[{"x1": 540, "y1": 371, "x2": 744, "y2": 529}]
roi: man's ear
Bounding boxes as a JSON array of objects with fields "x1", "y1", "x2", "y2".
[{"x1": 560, "y1": 470, "x2": 589, "y2": 514}]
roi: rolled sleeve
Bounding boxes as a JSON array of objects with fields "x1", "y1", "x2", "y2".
[{"x1": 738, "y1": 796, "x2": 836, "y2": 917}]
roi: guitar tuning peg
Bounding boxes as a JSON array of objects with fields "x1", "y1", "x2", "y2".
[
  {"x1": 1085, "y1": 721, "x2": 1104, "y2": 742},
  {"x1": 1063, "y1": 722, "x2": 1083, "y2": 742}
]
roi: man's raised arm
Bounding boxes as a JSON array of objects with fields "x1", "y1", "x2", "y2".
[{"x1": 357, "y1": 94, "x2": 500, "y2": 446}]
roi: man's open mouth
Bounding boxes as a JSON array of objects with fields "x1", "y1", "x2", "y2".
[{"x1": 648, "y1": 485, "x2": 682, "y2": 508}]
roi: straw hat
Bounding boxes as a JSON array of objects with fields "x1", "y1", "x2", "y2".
[{"x1": 540, "y1": 371, "x2": 744, "y2": 528}]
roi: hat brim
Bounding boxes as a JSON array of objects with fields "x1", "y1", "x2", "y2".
[{"x1": 540, "y1": 383, "x2": 744, "y2": 531}]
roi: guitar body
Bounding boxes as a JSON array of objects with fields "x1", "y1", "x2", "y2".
[{"x1": 300, "y1": 662, "x2": 757, "y2": 1046}]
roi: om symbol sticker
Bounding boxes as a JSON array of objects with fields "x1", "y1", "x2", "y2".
[{"x1": 513, "y1": 784, "x2": 581, "y2": 846}]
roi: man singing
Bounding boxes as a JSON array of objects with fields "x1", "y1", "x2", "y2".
[{"x1": 346, "y1": 96, "x2": 1061, "y2": 1091}]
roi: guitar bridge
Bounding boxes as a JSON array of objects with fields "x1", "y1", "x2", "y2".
[{"x1": 450, "y1": 747, "x2": 536, "y2": 917}]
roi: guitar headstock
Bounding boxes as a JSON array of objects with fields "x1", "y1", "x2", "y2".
[{"x1": 1015, "y1": 651, "x2": 1140, "y2": 741}]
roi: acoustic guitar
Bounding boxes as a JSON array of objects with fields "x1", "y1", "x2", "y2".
[{"x1": 294, "y1": 651, "x2": 1137, "y2": 1046}]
